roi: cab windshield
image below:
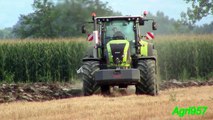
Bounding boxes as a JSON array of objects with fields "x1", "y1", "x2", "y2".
[{"x1": 104, "y1": 20, "x2": 135, "y2": 43}]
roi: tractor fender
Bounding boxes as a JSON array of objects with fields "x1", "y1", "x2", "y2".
[
  {"x1": 138, "y1": 56, "x2": 156, "y2": 61},
  {"x1": 148, "y1": 43, "x2": 154, "y2": 56},
  {"x1": 139, "y1": 40, "x2": 155, "y2": 56},
  {"x1": 82, "y1": 58, "x2": 100, "y2": 62}
]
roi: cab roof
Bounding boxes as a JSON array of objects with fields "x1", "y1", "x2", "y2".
[{"x1": 96, "y1": 16, "x2": 144, "y2": 22}]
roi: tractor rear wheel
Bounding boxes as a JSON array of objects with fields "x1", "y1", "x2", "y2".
[
  {"x1": 81, "y1": 61, "x2": 100, "y2": 96},
  {"x1": 136, "y1": 60, "x2": 158, "y2": 96}
]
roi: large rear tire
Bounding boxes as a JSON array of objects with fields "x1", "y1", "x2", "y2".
[
  {"x1": 81, "y1": 61, "x2": 100, "y2": 96},
  {"x1": 136, "y1": 60, "x2": 159, "y2": 96}
]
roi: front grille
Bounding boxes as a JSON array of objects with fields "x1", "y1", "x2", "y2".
[
  {"x1": 110, "y1": 44, "x2": 126, "y2": 64},
  {"x1": 106, "y1": 40, "x2": 131, "y2": 67}
]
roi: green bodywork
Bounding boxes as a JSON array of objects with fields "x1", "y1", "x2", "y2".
[
  {"x1": 106, "y1": 40, "x2": 131, "y2": 67},
  {"x1": 139, "y1": 40, "x2": 149, "y2": 56}
]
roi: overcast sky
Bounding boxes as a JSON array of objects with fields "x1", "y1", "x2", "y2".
[{"x1": 0, "y1": 0, "x2": 212, "y2": 29}]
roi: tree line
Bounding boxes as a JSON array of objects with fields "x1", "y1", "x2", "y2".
[{"x1": 0, "y1": 0, "x2": 212, "y2": 39}]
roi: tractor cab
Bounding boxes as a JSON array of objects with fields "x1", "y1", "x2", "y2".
[
  {"x1": 92, "y1": 16, "x2": 157, "y2": 68},
  {"x1": 99, "y1": 18, "x2": 136, "y2": 60}
]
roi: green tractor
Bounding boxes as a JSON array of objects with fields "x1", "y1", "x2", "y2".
[{"x1": 78, "y1": 12, "x2": 159, "y2": 96}]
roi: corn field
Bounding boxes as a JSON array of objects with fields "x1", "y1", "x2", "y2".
[
  {"x1": 155, "y1": 35, "x2": 213, "y2": 81},
  {"x1": 0, "y1": 39, "x2": 87, "y2": 83},
  {"x1": 0, "y1": 35, "x2": 212, "y2": 83}
]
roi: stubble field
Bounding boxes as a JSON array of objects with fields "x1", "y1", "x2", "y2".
[{"x1": 0, "y1": 86, "x2": 212, "y2": 120}]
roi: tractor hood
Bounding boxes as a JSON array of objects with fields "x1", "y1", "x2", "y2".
[{"x1": 106, "y1": 40, "x2": 131, "y2": 67}]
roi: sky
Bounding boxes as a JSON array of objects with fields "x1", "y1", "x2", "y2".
[{"x1": 0, "y1": 0, "x2": 212, "y2": 29}]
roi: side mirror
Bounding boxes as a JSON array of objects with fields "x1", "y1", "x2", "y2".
[
  {"x1": 81, "y1": 25, "x2": 86, "y2": 33},
  {"x1": 152, "y1": 21, "x2": 157, "y2": 30}
]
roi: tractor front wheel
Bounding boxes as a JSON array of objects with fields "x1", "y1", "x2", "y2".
[
  {"x1": 81, "y1": 61, "x2": 100, "y2": 96},
  {"x1": 136, "y1": 60, "x2": 158, "y2": 96}
]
